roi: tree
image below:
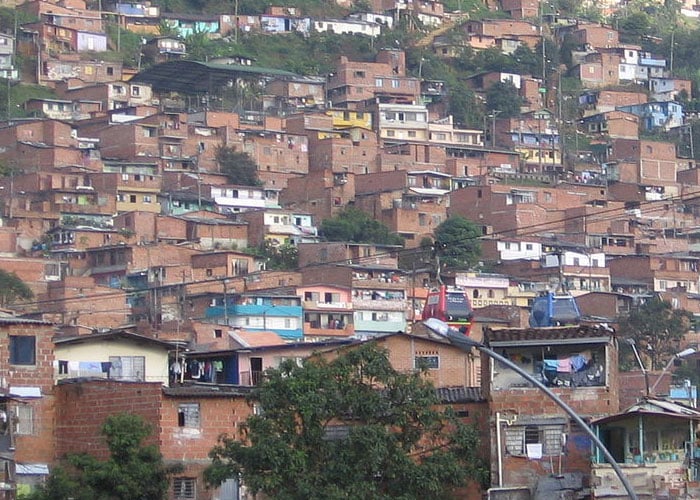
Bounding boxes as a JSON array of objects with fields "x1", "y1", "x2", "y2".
[
  {"x1": 618, "y1": 297, "x2": 692, "y2": 371},
  {"x1": 0, "y1": 269, "x2": 33, "y2": 307},
  {"x1": 485, "y1": 80, "x2": 522, "y2": 118},
  {"x1": 204, "y1": 343, "x2": 488, "y2": 499},
  {"x1": 320, "y1": 208, "x2": 404, "y2": 246},
  {"x1": 26, "y1": 413, "x2": 180, "y2": 500},
  {"x1": 246, "y1": 241, "x2": 299, "y2": 270},
  {"x1": 432, "y1": 216, "x2": 482, "y2": 270},
  {"x1": 617, "y1": 11, "x2": 652, "y2": 44},
  {"x1": 215, "y1": 146, "x2": 261, "y2": 186},
  {"x1": 449, "y1": 81, "x2": 484, "y2": 128}
]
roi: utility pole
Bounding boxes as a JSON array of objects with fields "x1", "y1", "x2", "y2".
[
  {"x1": 490, "y1": 110, "x2": 501, "y2": 148},
  {"x1": 234, "y1": 0, "x2": 239, "y2": 44}
]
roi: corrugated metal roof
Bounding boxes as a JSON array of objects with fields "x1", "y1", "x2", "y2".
[
  {"x1": 163, "y1": 384, "x2": 253, "y2": 398},
  {"x1": 131, "y1": 60, "x2": 298, "y2": 94},
  {"x1": 0, "y1": 317, "x2": 52, "y2": 325},
  {"x1": 592, "y1": 396, "x2": 700, "y2": 425},
  {"x1": 435, "y1": 386, "x2": 485, "y2": 403}
]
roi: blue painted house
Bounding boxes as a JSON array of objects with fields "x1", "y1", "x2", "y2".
[
  {"x1": 206, "y1": 290, "x2": 303, "y2": 341},
  {"x1": 162, "y1": 13, "x2": 220, "y2": 38},
  {"x1": 616, "y1": 101, "x2": 684, "y2": 132}
]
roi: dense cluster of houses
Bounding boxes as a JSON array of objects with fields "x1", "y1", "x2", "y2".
[{"x1": 1, "y1": 0, "x2": 700, "y2": 497}]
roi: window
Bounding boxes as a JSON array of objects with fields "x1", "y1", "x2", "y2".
[
  {"x1": 109, "y1": 356, "x2": 145, "y2": 381},
  {"x1": 13, "y1": 404, "x2": 33, "y2": 435},
  {"x1": 131, "y1": 86, "x2": 140, "y2": 97},
  {"x1": 178, "y1": 403, "x2": 200, "y2": 428},
  {"x1": 106, "y1": 67, "x2": 114, "y2": 76},
  {"x1": 375, "y1": 78, "x2": 383, "y2": 87},
  {"x1": 414, "y1": 355, "x2": 439, "y2": 369},
  {"x1": 173, "y1": 477, "x2": 196, "y2": 499},
  {"x1": 9, "y1": 336, "x2": 35, "y2": 365},
  {"x1": 408, "y1": 130, "x2": 417, "y2": 138},
  {"x1": 214, "y1": 329, "x2": 222, "y2": 338},
  {"x1": 391, "y1": 79, "x2": 400, "y2": 88},
  {"x1": 129, "y1": 195, "x2": 137, "y2": 203},
  {"x1": 505, "y1": 424, "x2": 563, "y2": 456},
  {"x1": 143, "y1": 195, "x2": 152, "y2": 203}
]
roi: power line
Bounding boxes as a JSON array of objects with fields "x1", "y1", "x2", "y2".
[{"x1": 9, "y1": 189, "x2": 700, "y2": 312}]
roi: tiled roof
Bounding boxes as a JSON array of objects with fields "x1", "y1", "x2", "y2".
[
  {"x1": 436, "y1": 386, "x2": 485, "y2": 403},
  {"x1": 485, "y1": 324, "x2": 614, "y2": 346}
]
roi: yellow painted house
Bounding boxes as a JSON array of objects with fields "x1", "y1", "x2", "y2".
[
  {"x1": 327, "y1": 109, "x2": 373, "y2": 130},
  {"x1": 54, "y1": 330, "x2": 173, "y2": 386}
]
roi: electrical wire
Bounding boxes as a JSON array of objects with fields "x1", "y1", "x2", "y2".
[{"x1": 8, "y1": 188, "x2": 700, "y2": 311}]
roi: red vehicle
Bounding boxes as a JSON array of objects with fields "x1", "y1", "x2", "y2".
[{"x1": 422, "y1": 285, "x2": 473, "y2": 335}]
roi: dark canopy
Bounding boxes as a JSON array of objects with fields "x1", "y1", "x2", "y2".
[{"x1": 131, "y1": 60, "x2": 298, "y2": 94}]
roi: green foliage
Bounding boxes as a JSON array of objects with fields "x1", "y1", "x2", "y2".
[
  {"x1": 320, "y1": 208, "x2": 404, "y2": 246},
  {"x1": 0, "y1": 7, "x2": 37, "y2": 32},
  {"x1": 618, "y1": 297, "x2": 691, "y2": 371},
  {"x1": 234, "y1": 32, "x2": 374, "y2": 76},
  {"x1": 433, "y1": 216, "x2": 482, "y2": 270},
  {"x1": 534, "y1": 38, "x2": 560, "y2": 81},
  {"x1": 215, "y1": 146, "x2": 261, "y2": 186},
  {"x1": 0, "y1": 269, "x2": 33, "y2": 307},
  {"x1": 205, "y1": 343, "x2": 488, "y2": 499},
  {"x1": 0, "y1": 79, "x2": 56, "y2": 120},
  {"x1": 157, "y1": 19, "x2": 179, "y2": 37},
  {"x1": 485, "y1": 80, "x2": 522, "y2": 118},
  {"x1": 617, "y1": 12, "x2": 652, "y2": 44},
  {"x1": 184, "y1": 28, "x2": 215, "y2": 61},
  {"x1": 24, "y1": 414, "x2": 179, "y2": 500},
  {"x1": 448, "y1": 81, "x2": 484, "y2": 129},
  {"x1": 247, "y1": 241, "x2": 299, "y2": 271},
  {"x1": 105, "y1": 24, "x2": 145, "y2": 68}
]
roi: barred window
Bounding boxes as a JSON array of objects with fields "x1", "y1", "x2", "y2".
[
  {"x1": 13, "y1": 404, "x2": 33, "y2": 435},
  {"x1": 174, "y1": 477, "x2": 196, "y2": 499},
  {"x1": 178, "y1": 403, "x2": 200, "y2": 428},
  {"x1": 505, "y1": 425, "x2": 563, "y2": 456}
]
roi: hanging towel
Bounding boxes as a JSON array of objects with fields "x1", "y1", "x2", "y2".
[
  {"x1": 543, "y1": 359, "x2": 558, "y2": 371},
  {"x1": 557, "y1": 358, "x2": 572, "y2": 373}
]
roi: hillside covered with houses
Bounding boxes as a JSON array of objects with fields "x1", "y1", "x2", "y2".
[{"x1": 2, "y1": 0, "x2": 700, "y2": 498}]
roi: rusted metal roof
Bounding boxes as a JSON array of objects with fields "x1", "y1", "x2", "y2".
[{"x1": 485, "y1": 324, "x2": 614, "y2": 347}]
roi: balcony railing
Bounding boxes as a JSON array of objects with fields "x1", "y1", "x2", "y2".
[{"x1": 239, "y1": 370, "x2": 264, "y2": 386}]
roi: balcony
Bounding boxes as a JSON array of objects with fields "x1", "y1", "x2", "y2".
[
  {"x1": 239, "y1": 370, "x2": 263, "y2": 386},
  {"x1": 352, "y1": 298, "x2": 406, "y2": 311},
  {"x1": 303, "y1": 300, "x2": 352, "y2": 310},
  {"x1": 158, "y1": 123, "x2": 187, "y2": 139},
  {"x1": 304, "y1": 322, "x2": 354, "y2": 337}
]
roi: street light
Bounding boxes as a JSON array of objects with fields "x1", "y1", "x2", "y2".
[
  {"x1": 423, "y1": 318, "x2": 639, "y2": 500},
  {"x1": 649, "y1": 347, "x2": 697, "y2": 395},
  {"x1": 626, "y1": 338, "x2": 650, "y2": 396}
]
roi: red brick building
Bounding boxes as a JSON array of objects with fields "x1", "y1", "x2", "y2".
[{"x1": 482, "y1": 324, "x2": 618, "y2": 496}]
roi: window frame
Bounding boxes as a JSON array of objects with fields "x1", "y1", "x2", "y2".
[
  {"x1": 177, "y1": 403, "x2": 200, "y2": 428},
  {"x1": 13, "y1": 404, "x2": 33, "y2": 435},
  {"x1": 173, "y1": 477, "x2": 196, "y2": 499},
  {"x1": 9, "y1": 336, "x2": 36, "y2": 366}
]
